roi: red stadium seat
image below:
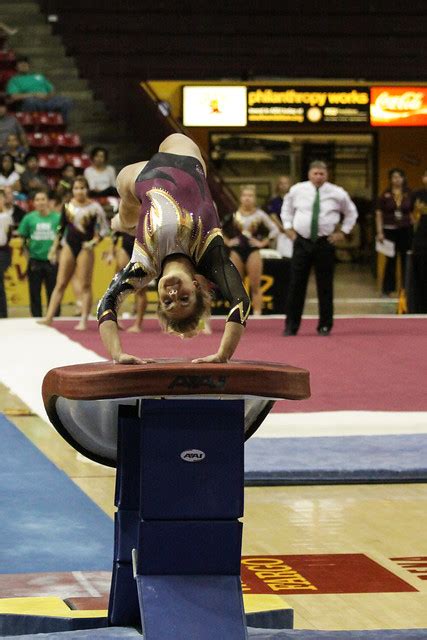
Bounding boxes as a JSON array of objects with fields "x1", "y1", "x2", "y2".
[
  {"x1": 38, "y1": 153, "x2": 65, "y2": 177},
  {"x1": 27, "y1": 132, "x2": 55, "y2": 151},
  {"x1": 64, "y1": 153, "x2": 91, "y2": 169},
  {"x1": 56, "y1": 133, "x2": 82, "y2": 151},
  {"x1": 15, "y1": 112, "x2": 39, "y2": 131},
  {"x1": 38, "y1": 111, "x2": 65, "y2": 132}
]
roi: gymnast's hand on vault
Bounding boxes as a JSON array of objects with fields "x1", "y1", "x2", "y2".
[
  {"x1": 115, "y1": 353, "x2": 155, "y2": 365},
  {"x1": 192, "y1": 353, "x2": 228, "y2": 364}
]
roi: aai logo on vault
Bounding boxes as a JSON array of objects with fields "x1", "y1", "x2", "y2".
[{"x1": 180, "y1": 449, "x2": 206, "y2": 462}]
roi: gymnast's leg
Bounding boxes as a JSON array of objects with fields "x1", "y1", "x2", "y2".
[{"x1": 158, "y1": 133, "x2": 207, "y2": 175}]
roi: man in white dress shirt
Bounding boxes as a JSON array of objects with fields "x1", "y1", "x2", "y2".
[{"x1": 280, "y1": 160, "x2": 358, "y2": 336}]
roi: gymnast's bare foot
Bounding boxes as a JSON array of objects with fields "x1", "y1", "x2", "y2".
[
  {"x1": 127, "y1": 323, "x2": 143, "y2": 333},
  {"x1": 37, "y1": 318, "x2": 52, "y2": 326},
  {"x1": 201, "y1": 319, "x2": 212, "y2": 335},
  {"x1": 75, "y1": 320, "x2": 88, "y2": 331}
]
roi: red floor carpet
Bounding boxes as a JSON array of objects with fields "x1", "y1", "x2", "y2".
[{"x1": 53, "y1": 317, "x2": 427, "y2": 413}]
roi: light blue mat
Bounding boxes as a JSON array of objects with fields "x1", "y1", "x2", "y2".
[
  {"x1": 0, "y1": 414, "x2": 113, "y2": 573},
  {"x1": 3, "y1": 626, "x2": 427, "y2": 639},
  {"x1": 244, "y1": 434, "x2": 427, "y2": 485}
]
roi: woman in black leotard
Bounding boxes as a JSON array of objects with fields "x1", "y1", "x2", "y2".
[{"x1": 39, "y1": 176, "x2": 109, "y2": 330}]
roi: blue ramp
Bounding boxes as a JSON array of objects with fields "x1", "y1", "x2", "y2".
[{"x1": 0, "y1": 413, "x2": 113, "y2": 573}]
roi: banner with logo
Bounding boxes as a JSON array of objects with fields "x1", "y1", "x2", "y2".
[
  {"x1": 183, "y1": 86, "x2": 247, "y2": 127},
  {"x1": 370, "y1": 87, "x2": 427, "y2": 126},
  {"x1": 247, "y1": 87, "x2": 370, "y2": 124},
  {"x1": 5, "y1": 238, "x2": 116, "y2": 308}
]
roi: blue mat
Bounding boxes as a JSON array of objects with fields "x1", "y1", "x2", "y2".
[
  {"x1": 244, "y1": 434, "x2": 427, "y2": 485},
  {"x1": 3, "y1": 627, "x2": 427, "y2": 639},
  {"x1": 0, "y1": 414, "x2": 113, "y2": 573}
]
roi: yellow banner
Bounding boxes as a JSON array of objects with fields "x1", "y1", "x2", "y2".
[{"x1": 5, "y1": 238, "x2": 116, "y2": 308}]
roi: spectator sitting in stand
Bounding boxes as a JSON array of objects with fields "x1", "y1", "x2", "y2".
[
  {"x1": 0, "y1": 97, "x2": 27, "y2": 149},
  {"x1": 2, "y1": 133, "x2": 27, "y2": 171},
  {"x1": 20, "y1": 152, "x2": 48, "y2": 199},
  {"x1": 84, "y1": 147, "x2": 118, "y2": 197},
  {"x1": 5, "y1": 56, "x2": 73, "y2": 125},
  {"x1": 0, "y1": 153, "x2": 21, "y2": 191},
  {"x1": 55, "y1": 163, "x2": 76, "y2": 201},
  {"x1": 3, "y1": 184, "x2": 25, "y2": 226}
]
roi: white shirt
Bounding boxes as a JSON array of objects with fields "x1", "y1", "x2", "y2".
[
  {"x1": 0, "y1": 171, "x2": 20, "y2": 187},
  {"x1": 0, "y1": 211, "x2": 13, "y2": 247},
  {"x1": 84, "y1": 165, "x2": 116, "y2": 191},
  {"x1": 281, "y1": 180, "x2": 358, "y2": 239}
]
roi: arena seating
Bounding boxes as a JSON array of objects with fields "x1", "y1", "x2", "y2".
[
  {"x1": 15, "y1": 111, "x2": 65, "y2": 132},
  {"x1": 38, "y1": 1, "x2": 425, "y2": 80}
]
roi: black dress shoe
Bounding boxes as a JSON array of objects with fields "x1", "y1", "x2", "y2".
[
  {"x1": 317, "y1": 326, "x2": 331, "y2": 336},
  {"x1": 283, "y1": 328, "x2": 297, "y2": 336}
]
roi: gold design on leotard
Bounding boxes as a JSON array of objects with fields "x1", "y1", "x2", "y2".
[
  {"x1": 191, "y1": 225, "x2": 223, "y2": 263},
  {"x1": 64, "y1": 202, "x2": 97, "y2": 234},
  {"x1": 98, "y1": 309, "x2": 116, "y2": 321},
  {"x1": 234, "y1": 211, "x2": 264, "y2": 236},
  {"x1": 227, "y1": 300, "x2": 251, "y2": 324},
  {"x1": 132, "y1": 187, "x2": 223, "y2": 267}
]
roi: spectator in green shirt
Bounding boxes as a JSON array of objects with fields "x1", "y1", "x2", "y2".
[
  {"x1": 17, "y1": 191, "x2": 61, "y2": 317},
  {"x1": 6, "y1": 56, "x2": 73, "y2": 125}
]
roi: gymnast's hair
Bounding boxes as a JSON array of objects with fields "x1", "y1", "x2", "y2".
[{"x1": 157, "y1": 278, "x2": 212, "y2": 338}]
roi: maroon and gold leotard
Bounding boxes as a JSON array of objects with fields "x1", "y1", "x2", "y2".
[{"x1": 97, "y1": 152, "x2": 250, "y2": 325}]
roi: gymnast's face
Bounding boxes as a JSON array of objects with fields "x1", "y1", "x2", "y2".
[
  {"x1": 72, "y1": 180, "x2": 88, "y2": 202},
  {"x1": 158, "y1": 272, "x2": 198, "y2": 319}
]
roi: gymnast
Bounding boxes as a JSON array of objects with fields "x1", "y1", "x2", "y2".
[
  {"x1": 40, "y1": 176, "x2": 109, "y2": 330},
  {"x1": 97, "y1": 133, "x2": 251, "y2": 364}
]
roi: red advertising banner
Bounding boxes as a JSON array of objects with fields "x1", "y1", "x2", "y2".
[
  {"x1": 370, "y1": 87, "x2": 427, "y2": 126},
  {"x1": 241, "y1": 554, "x2": 417, "y2": 595}
]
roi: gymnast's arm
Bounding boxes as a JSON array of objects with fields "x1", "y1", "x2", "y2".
[
  {"x1": 193, "y1": 239, "x2": 251, "y2": 363},
  {"x1": 97, "y1": 262, "x2": 153, "y2": 364}
]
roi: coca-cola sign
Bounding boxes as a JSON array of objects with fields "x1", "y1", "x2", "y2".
[{"x1": 370, "y1": 87, "x2": 427, "y2": 126}]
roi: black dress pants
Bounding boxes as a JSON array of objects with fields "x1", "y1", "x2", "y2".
[
  {"x1": 382, "y1": 227, "x2": 412, "y2": 294},
  {"x1": 285, "y1": 235, "x2": 335, "y2": 333},
  {"x1": 27, "y1": 258, "x2": 58, "y2": 317},
  {"x1": 0, "y1": 248, "x2": 11, "y2": 318},
  {"x1": 412, "y1": 250, "x2": 427, "y2": 313}
]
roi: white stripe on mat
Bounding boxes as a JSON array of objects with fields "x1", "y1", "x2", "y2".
[
  {"x1": 258, "y1": 411, "x2": 427, "y2": 438},
  {"x1": 0, "y1": 318, "x2": 104, "y2": 422},
  {"x1": 1, "y1": 319, "x2": 426, "y2": 438}
]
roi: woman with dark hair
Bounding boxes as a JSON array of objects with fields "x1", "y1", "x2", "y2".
[
  {"x1": 55, "y1": 163, "x2": 76, "y2": 200},
  {"x1": 0, "y1": 153, "x2": 21, "y2": 191},
  {"x1": 376, "y1": 168, "x2": 413, "y2": 295},
  {"x1": 84, "y1": 146, "x2": 117, "y2": 197},
  {"x1": 97, "y1": 133, "x2": 250, "y2": 364},
  {"x1": 39, "y1": 176, "x2": 109, "y2": 330}
]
